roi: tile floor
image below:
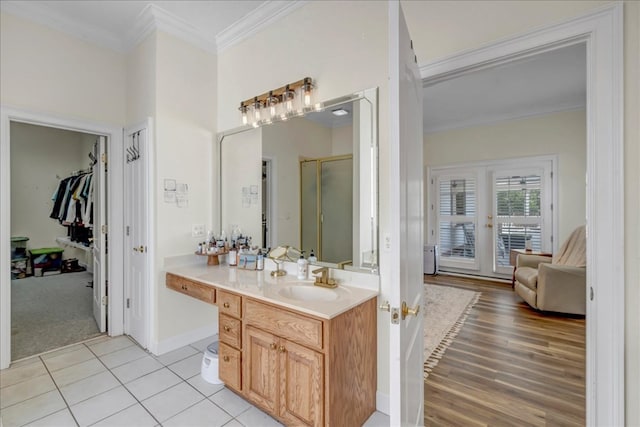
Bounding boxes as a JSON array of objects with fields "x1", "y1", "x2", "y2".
[{"x1": 0, "y1": 335, "x2": 390, "y2": 427}]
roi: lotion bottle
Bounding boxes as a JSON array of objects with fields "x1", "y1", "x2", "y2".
[
  {"x1": 228, "y1": 244, "x2": 237, "y2": 266},
  {"x1": 297, "y1": 252, "x2": 308, "y2": 280},
  {"x1": 308, "y1": 249, "x2": 317, "y2": 264}
]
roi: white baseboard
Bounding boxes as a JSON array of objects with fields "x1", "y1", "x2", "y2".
[
  {"x1": 376, "y1": 391, "x2": 390, "y2": 415},
  {"x1": 151, "y1": 323, "x2": 218, "y2": 356}
]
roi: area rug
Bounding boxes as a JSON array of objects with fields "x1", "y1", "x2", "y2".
[{"x1": 424, "y1": 283, "x2": 480, "y2": 379}]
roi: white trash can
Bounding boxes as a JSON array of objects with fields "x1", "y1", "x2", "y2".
[{"x1": 201, "y1": 339, "x2": 223, "y2": 384}]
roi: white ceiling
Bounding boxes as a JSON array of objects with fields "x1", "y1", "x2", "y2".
[
  {"x1": 2, "y1": 2, "x2": 586, "y2": 132},
  {"x1": 423, "y1": 43, "x2": 586, "y2": 134}
]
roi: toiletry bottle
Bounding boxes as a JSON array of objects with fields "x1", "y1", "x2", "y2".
[
  {"x1": 308, "y1": 249, "x2": 317, "y2": 264},
  {"x1": 257, "y1": 249, "x2": 264, "y2": 271},
  {"x1": 297, "y1": 252, "x2": 308, "y2": 280},
  {"x1": 228, "y1": 244, "x2": 237, "y2": 266}
]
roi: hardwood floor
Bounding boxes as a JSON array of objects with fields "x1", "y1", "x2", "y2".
[{"x1": 424, "y1": 274, "x2": 585, "y2": 426}]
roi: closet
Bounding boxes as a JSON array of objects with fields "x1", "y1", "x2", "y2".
[{"x1": 9, "y1": 122, "x2": 106, "y2": 360}]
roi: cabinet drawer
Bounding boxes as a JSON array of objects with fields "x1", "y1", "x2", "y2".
[
  {"x1": 219, "y1": 342, "x2": 241, "y2": 391},
  {"x1": 219, "y1": 314, "x2": 241, "y2": 348},
  {"x1": 166, "y1": 273, "x2": 215, "y2": 304},
  {"x1": 218, "y1": 290, "x2": 242, "y2": 318},
  {"x1": 245, "y1": 299, "x2": 323, "y2": 350}
]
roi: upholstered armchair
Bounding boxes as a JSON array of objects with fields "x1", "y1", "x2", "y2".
[{"x1": 514, "y1": 226, "x2": 586, "y2": 315}]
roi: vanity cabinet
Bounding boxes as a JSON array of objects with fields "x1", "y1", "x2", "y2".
[
  {"x1": 217, "y1": 289, "x2": 243, "y2": 392},
  {"x1": 245, "y1": 325, "x2": 324, "y2": 426}
]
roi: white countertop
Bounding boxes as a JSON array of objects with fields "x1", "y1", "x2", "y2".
[{"x1": 165, "y1": 263, "x2": 379, "y2": 320}]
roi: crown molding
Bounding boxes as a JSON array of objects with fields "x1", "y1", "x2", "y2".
[
  {"x1": 216, "y1": 0, "x2": 308, "y2": 53},
  {"x1": 126, "y1": 4, "x2": 218, "y2": 55},
  {"x1": 424, "y1": 103, "x2": 585, "y2": 135},
  {"x1": 0, "y1": 0, "x2": 127, "y2": 52}
]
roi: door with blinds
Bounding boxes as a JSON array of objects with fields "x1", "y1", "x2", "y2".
[{"x1": 430, "y1": 158, "x2": 554, "y2": 278}]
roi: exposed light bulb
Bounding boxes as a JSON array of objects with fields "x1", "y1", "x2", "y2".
[
  {"x1": 254, "y1": 106, "x2": 261, "y2": 121},
  {"x1": 242, "y1": 111, "x2": 248, "y2": 125},
  {"x1": 304, "y1": 91, "x2": 311, "y2": 106}
]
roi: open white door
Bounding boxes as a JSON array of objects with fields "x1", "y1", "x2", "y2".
[
  {"x1": 388, "y1": 1, "x2": 424, "y2": 425},
  {"x1": 124, "y1": 125, "x2": 150, "y2": 349},
  {"x1": 93, "y1": 136, "x2": 107, "y2": 332}
]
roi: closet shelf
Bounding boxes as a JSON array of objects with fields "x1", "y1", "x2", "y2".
[{"x1": 56, "y1": 237, "x2": 92, "y2": 252}]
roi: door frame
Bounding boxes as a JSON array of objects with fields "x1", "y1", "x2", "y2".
[
  {"x1": 0, "y1": 106, "x2": 125, "y2": 369},
  {"x1": 420, "y1": 3, "x2": 624, "y2": 424},
  {"x1": 261, "y1": 156, "x2": 277, "y2": 250},
  {"x1": 123, "y1": 118, "x2": 154, "y2": 350}
]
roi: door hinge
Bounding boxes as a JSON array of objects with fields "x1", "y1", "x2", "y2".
[
  {"x1": 101, "y1": 153, "x2": 107, "y2": 164},
  {"x1": 102, "y1": 224, "x2": 108, "y2": 234},
  {"x1": 550, "y1": 203, "x2": 553, "y2": 211},
  {"x1": 590, "y1": 287, "x2": 594, "y2": 301},
  {"x1": 101, "y1": 295, "x2": 108, "y2": 306},
  {"x1": 126, "y1": 226, "x2": 130, "y2": 236},
  {"x1": 126, "y1": 298, "x2": 130, "y2": 309},
  {"x1": 550, "y1": 171, "x2": 554, "y2": 179}
]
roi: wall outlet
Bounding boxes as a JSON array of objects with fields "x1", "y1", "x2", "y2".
[{"x1": 192, "y1": 224, "x2": 205, "y2": 238}]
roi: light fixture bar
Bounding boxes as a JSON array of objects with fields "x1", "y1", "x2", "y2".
[{"x1": 239, "y1": 77, "x2": 312, "y2": 109}]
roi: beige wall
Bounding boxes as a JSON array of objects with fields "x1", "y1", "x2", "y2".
[
  {"x1": 154, "y1": 31, "x2": 218, "y2": 344},
  {"x1": 332, "y1": 124, "x2": 354, "y2": 156},
  {"x1": 425, "y1": 110, "x2": 586, "y2": 245},
  {"x1": 0, "y1": 12, "x2": 126, "y2": 125},
  {"x1": 10, "y1": 123, "x2": 95, "y2": 263}
]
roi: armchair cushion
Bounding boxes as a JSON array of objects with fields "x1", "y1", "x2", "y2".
[{"x1": 514, "y1": 266, "x2": 539, "y2": 291}]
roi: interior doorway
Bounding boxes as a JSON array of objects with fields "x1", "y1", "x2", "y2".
[{"x1": 8, "y1": 122, "x2": 108, "y2": 360}]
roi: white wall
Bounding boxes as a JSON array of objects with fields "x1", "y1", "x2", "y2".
[
  {"x1": 10, "y1": 123, "x2": 95, "y2": 263},
  {"x1": 0, "y1": 12, "x2": 126, "y2": 125},
  {"x1": 425, "y1": 110, "x2": 586, "y2": 245},
  {"x1": 154, "y1": 31, "x2": 218, "y2": 345},
  {"x1": 331, "y1": 124, "x2": 354, "y2": 156}
]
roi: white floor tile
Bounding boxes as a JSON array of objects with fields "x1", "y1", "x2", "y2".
[
  {"x1": 167, "y1": 353, "x2": 202, "y2": 380},
  {"x1": 0, "y1": 390, "x2": 66, "y2": 427},
  {"x1": 163, "y1": 399, "x2": 232, "y2": 427},
  {"x1": 40, "y1": 344, "x2": 85, "y2": 360},
  {"x1": 209, "y1": 388, "x2": 252, "y2": 418},
  {"x1": 70, "y1": 386, "x2": 136, "y2": 426},
  {"x1": 0, "y1": 373, "x2": 56, "y2": 409},
  {"x1": 222, "y1": 420, "x2": 243, "y2": 427},
  {"x1": 141, "y1": 382, "x2": 203, "y2": 422},
  {"x1": 363, "y1": 411, "x2": 391, "y2": 426},
  {"x1": 5, "y1": 356, "x2": 41, "y2": 369},
  {"x1": 43, "y1": 346, "x2": 96, "y2": 372},
  {"x1": 188, "y1": 335, "x2": 218, "y2": 352},
  {"x1": 0, "y1": 359, "x2": 48, "y2": 388},
  {"x1": 50, "y1": 358, "x2": 107, "y2": 387},
  {"x1": 88, "y1": 336, "x2": 134, "y2": 357},
  {"x1": 111, "y1": 355, "x2": 163, "y2": 384},
  {"x1": 25, "y1": 408, "x2": 77, "y2": 427},
  {"x1": 60, "y1": 371, "x2": 120, "y2": 406},
  {"x1": 99, "y1": 345, "x2": 147, "y2": 369},
  {"x1": 91, "y1": 403, "x2": 157, "y2": 427},
  {"x1": 154, "y1": 346, "x2": 198, "y2": 366},
  {"x1": 124, "y1": 368, "x2": 182, "y2": 401},
  {"x1": 235, "y1": 406, "x2": 283, "y2": 427},
  {"x1": 187, "y1": 373, "x2": 225, "y2": 397}
]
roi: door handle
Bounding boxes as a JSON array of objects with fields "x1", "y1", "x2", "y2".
[
  {"x1": 401, "y1": 301, "x2": 420, "y2": 320},
  {"x1": 270, "y1": 343, "x2": 277, "y2": 350},
  {"x1": 379, "y1": 300, "x2": 390, "y2": 312},
  {"x1": 223, "y1": 326, "x2": 231, "y2": 332}
]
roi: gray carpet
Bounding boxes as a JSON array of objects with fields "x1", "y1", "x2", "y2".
[{"x1": 11, "y1": 271, "x2": 102, "y2": 360}]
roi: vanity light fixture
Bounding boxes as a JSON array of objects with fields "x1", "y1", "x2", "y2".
[
  {"x1": 238, "y1": 77, "x2": 317, "y2": 127},
  {"x1": 331, "y1": 108, "x2": 349, "y2": 116}
]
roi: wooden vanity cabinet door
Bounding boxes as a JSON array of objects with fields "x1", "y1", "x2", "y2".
[
  {"x1": 279, "y1": 339, "x2": 324, "y2": 427},
  {"x1": 244, "y1": 326, "x2": 279, "y2": 414},
  {"x1": 218, "y1": 342, "x2": 241, "y2": 391}
]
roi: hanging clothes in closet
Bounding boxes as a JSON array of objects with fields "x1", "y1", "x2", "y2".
[{"x1": 49, "y1": 171, "x2": 94, "y2": 244}]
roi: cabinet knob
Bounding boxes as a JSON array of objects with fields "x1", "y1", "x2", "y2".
[
  {"x1": 223, "y1": 355, "x2": 230, "y2": 362},
  {"x1": 223, "y1": 326, "x2": 231, "y2": 332},
  {"x1": 279, "y1": 345, "x2": 286, "y2": 353},
  {"x1": 223, "y1": 302, "x2": 230, "y2": 308},
  {"x1": 270, "y1": 343, "x2": 277, "y2": 350}
]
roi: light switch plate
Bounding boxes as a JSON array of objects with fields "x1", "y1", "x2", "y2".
[{"x1": 192, "y1": 224, "x2": 205, "y2": 238}]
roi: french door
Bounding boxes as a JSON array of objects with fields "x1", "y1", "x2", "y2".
[{"x1": 429, "y1": 158, "x2": 554, "y2": 278}]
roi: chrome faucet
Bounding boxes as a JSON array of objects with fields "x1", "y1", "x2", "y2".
[{"x1": 312, "y1": 267, "x2": 337, "y2": 288}]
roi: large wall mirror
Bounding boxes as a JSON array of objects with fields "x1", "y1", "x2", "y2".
[{"x1": 218, "y1": 88, "x2": 378, "y2": 274}]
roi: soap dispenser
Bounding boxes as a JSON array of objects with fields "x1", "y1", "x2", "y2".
[
  {"x1": 297, "y1": 251, "x2": 308, "y2": 280},
  {"x1": 308, "y1": 249, "x2": 317, "y2": 264}
]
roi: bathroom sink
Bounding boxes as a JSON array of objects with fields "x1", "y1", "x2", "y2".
[{"x1": 278, "y1": 285, "x2": 339, "y2": 302}]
